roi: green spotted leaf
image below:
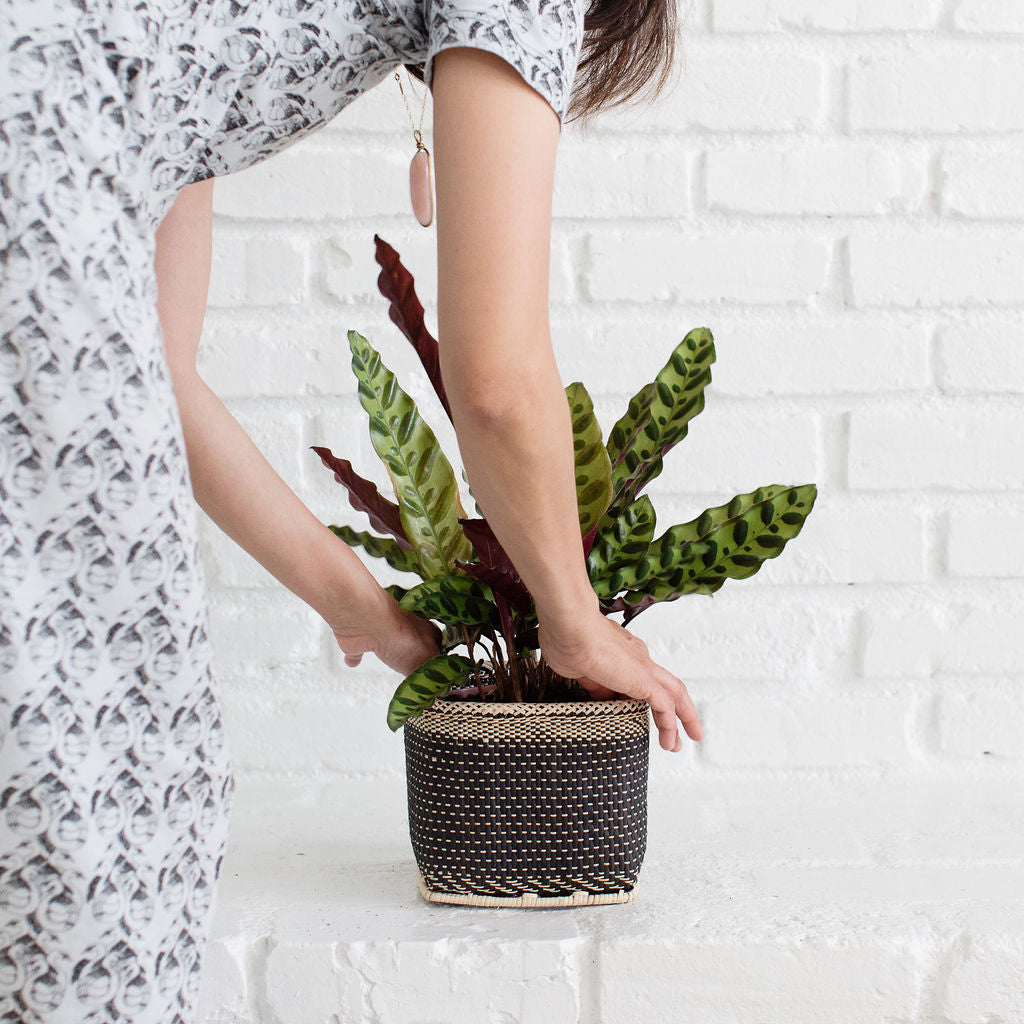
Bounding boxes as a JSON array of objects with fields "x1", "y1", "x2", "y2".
[
  {"x1": 606, "y1": 382, "x2": 657, "y2": 471},
  {"x1": 328, "y1": 524, "x2": 421, "y2": 575},
  {"x1": 384, "y1": 583, "x2": 411, "y2": 602},
  {"x1": 586, "y1": 495, "x2": 657, "y2": 597},
  {"x1": 439, "y1": 622, "x2": 469, "y2": 653},
  {"x1": 601, "y1": 327, "x2": 716, "y2": 529},
  {"x1": 604, "y1": 484, "x2": 818, "y2": 615},
  {"x1": 565, "y1": 381, "x2": 612, "y2": 535},
  {"x1": 387, "y1": 654, "x2": 480, "y2": 731},
  {"x1": 348, "y1": 330, "x2": 472, "y2": 577},
  {"x1": 398, "y1": 575, "x2": 500, "y2": 629},
  {"x1": 461, "y1": 467, "x2": 484, "y2": 517}
]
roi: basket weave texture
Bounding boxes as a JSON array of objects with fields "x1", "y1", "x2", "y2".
[{"x1": 404, "y1": 696, "x2": 650, "y2": 908}]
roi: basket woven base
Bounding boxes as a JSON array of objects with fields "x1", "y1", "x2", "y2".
[{"x1": 414, "y1": 867, "x2": 637, "y2": 908}]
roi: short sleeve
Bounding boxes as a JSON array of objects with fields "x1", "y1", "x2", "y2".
[{"x1": 423, "y1": 0, "x2": 585, "y2": 125}]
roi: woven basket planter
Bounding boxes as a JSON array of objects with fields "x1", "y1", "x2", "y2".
[{"x1": 404, "y1": 695, "x2": 651, "y2": 908}]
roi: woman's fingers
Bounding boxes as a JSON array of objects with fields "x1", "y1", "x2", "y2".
[
  {"x1": 652, "y1": 663, "x2": 704, "y2": 743},
  {"x1": 645, "y1": 681, "x2": 684, "y2": 751}
]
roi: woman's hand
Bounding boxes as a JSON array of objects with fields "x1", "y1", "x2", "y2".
[
  {"x1": 326, "y1": 584, "x2": 441, "y2": 677},
  {"x1": 538, "y1": 611, "x2": 705, "y2": 752}
]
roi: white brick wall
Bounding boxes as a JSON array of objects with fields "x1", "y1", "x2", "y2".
[{"x1": 198, "y1": 0, "x2": 1024, "y2": 788}]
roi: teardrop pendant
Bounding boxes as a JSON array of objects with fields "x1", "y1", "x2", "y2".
[{"x1": 410, "y1": 145, "x2": 434, "y2": 227}]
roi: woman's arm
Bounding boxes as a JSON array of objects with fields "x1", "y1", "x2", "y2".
[
  {"x1": 432, "y1": 48, "x2": 595, "y2": 628},
  {"x1": 431, "y1": 47, "x2": 704, "y2": 748},
  {"x1": 154, "y1": 178, "x2": 439, "y2": 675}
]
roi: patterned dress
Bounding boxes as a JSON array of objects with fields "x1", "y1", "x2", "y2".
[{"x1": 0, "y1": 1, "x2": 582, "y2": 1021}]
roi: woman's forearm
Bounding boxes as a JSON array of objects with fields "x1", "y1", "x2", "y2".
[
  {"x1": 171, "y1": 369, "x2": 384, "y2": 620},
  {"x1": 444, "y1": 342, "x2": 600, "y2": 631}
]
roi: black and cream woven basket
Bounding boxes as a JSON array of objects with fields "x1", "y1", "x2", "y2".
[{"x1": 404, "y1": 695, "x2": 651, "y2": 908}]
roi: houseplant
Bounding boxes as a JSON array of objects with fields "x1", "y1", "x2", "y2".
[{"x1": 312, "y1": 235, "x2": 818, "y2": 908}]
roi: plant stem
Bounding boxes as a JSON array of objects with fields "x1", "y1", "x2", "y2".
[
  {"x1": 461, "y1": 623, "x2": 477, "y2": 668},
  {"x1": 521, "y1": 648, "x2": 539, "y2": 702},
  {"x1": 508, "y1": 646, "x2": 522, "y2": 702},
  {"x1": 488, "y1": 632, "x2": 508, "y2": 701}
]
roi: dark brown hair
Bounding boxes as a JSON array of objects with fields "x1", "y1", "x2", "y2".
[
  {"x1": 405, "y1": 0, "x2": 679, "y2": 125},
  {"x1": 566, "y1": 0, "x2": 680, "y2": 123}
]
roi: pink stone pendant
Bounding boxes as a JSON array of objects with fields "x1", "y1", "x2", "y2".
[{"x1": 410, "y1": 146, "x2": 434, "y2": 227}]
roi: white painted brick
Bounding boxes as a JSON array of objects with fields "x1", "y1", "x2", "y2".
[
  {"x1": 587, "y1": 231, "x2": 830, "y2": 305},
  {"x1": 713, "y1": 0, "x2": 941, "y2": 32},
  {"x1": 244, "y1": 236, "x2": 306, "y2": 305},
  {"x1": 866, "y1": 604, "x2": 1024, "y2": 679},
  {"x1": 948, "y1": 510, "x2": 1024, "y2": 578},
  {"x1": 954, "y1": 0, "x2": 1024, "y2": 33},
  {"x1": 753, "y1": 864, "x2": 1022, "y2": 901},
  {"x1": 212, "y1": 143, "x2": 406, "y2": 220},
  {"x1": 861, "y1": 608, "x2": 944, "y2": 676},
  {"x1": 702, "y1": 697, "x2": 913, "y2": 767},
  {"x1": 849, "y1": 54, "x2": 1024, "y2": 132},
  {"x1": 937, "y1": 693, "x2": 1024, "y2": 758},
  {"x1": 705, "y1": 144, "x2": 929, "y2": 215},
  {"x1": 553, "y1": 318, "x2": 929, "y2": 398},
  {"x1": 194, "y1": 939, "x2": 248, "y2": 1024},
  {"x1": 553, "y1": 235, "x2": 583, "y2": 305},
  {"x1": 629, "y1": 590, "x2": 847, "y2": 682},
  {"x1": 332, "y1": 937, "x2": 584, "y2": 1024},
  {"x1": 591, "y1": 51, "x2": 825, "y2": 132},
  {"x1": 223, "y1": 405, "x2": 307, "y2": 490},
  {"x1": 198, "y1": 311, "x2": 344, "y2": 400},
  {"x1": 848, "y1": 409, "x2": 1024, "y2": 490},
  {"x1": 318, "y1": 230, "x2": 436, "y2": 308},
  {"x1": 208, "y1": 593, "x2": 322, "y2": 674},
  {"x1": 553, "y1": 139, "x2": 691, "y2": 218},
  {"x1": 937, "y1": 607, "x2": 1024, "y2": 674},
  {"x1": 601, "y1": 940, "x2": 920, "y2": 1024},
  {"x1": 941, "y1": 940, "x2": 1024, "y2": 1021},
  {"x1": 223, "y1": 692, "x2": 406, "y2": 774},
  {"x1": 935, "y1": 323, "x2": 1024, "y2": 394},
  {"x1": 198, "y1": 513, "x2": 279, "y2": 591},
  {"x1": 709, "y1": 322, "x2": 930, "y2": 395},
  {"x1": 803, "y1": 503, "x2": 927, "y2": 584},
  {"x1": 943, "y1": 147, "x2": 1024, "y2": 218},
  {"x1": 848, "y1": 235, "x2": 1024, "y2": 307},
  {"x1": 206, "y1": 231, "x2": 247, "y2": 309},
  {"x1": 265, "y1": 943, "x2": 345, "y2": 1024},
  {"x1": 636, "y1": 407, "x2": 819, "y2": 496}
]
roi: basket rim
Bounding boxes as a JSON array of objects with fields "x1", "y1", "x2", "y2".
[{"x1": 420, "y1": 696, "x2": 650, "y2": 718}]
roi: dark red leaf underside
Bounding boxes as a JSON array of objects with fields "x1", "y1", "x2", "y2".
[
  {"x1": 311, "y1": 445, "x2": 413, "y2": 550},
  {"x1": 373, "y1": 234, "x2": 453, "y2": 422}
]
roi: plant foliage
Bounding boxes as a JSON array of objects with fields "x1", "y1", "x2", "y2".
[{"x1": 313, "y1": 235, "x2": 819, "y2": 730}]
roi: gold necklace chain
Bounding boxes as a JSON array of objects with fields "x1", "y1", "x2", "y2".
[{"x1": 394, "y1": 67, "x2": 429, "y2": 151}]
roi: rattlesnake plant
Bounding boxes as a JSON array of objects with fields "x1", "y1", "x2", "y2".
[{"x1": 312, "y1": 236, "x2": 818, "y2": 730}]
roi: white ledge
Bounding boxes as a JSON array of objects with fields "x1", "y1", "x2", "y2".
[{"x1": 197, "y1": 773, "x2": 1024, "y2": 1024}]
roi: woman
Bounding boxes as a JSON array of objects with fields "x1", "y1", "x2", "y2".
[{"x1": 0, "y1": 0, "x2": 703, "y2": 1020}]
